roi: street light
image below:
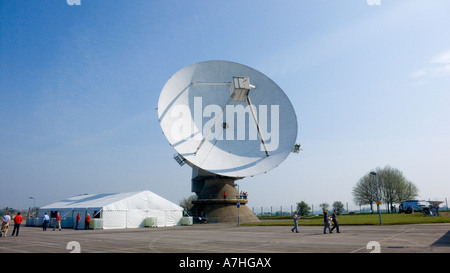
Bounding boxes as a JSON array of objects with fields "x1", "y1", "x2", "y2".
[
  {"x1": 28, "y1": 197, "x2": 36, "y2": 208},
  {"x1": 370, "y1": 172, "x2": 382, "y2": 225},
  {"x1": 29, "y1": 197, "x2": 36, "y2": 218},
  {"x1": 233, "y1": 183, "x2": 240, "y2": 226}
]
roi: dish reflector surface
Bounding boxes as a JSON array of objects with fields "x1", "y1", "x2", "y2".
[{"x1": 158, "y1": 60, "x2": 297, "y2": 178}]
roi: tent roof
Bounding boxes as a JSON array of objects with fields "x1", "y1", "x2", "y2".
[{"x1": 40, "y1": 190, "x2": 183, "y2": 211}]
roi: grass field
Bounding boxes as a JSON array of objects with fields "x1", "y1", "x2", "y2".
[{"x1": 245, "y1": 212, "x2": 450, "y2": 226}]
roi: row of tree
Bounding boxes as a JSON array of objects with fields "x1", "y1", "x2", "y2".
[
  {"x1": 296, "y1": 201, "x2": 345, "y2": 216},
  {"x1": 352, "y1": 165, "x2": 419, "y2": 212}
]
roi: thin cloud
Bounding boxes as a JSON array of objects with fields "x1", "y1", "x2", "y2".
[
  {"x1": 413, "y1": 49, "x2": 450, "y2": 83},
  {"x1": 432, "y1": 50, "x2": 450, "y2": 64}
]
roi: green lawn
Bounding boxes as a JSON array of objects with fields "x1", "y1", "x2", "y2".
[{"x1": 245, "y1": 213, "x2": 450, "y2": 226}]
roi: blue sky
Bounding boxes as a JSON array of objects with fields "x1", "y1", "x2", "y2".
[{"x1": 1, "y1": 0, "x2": 449, "y2": 211}]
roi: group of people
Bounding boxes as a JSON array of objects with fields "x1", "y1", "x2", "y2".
[
  {"x1": 1, "y1": 211, "x2": 93, "y2": 237},
  {"x1": 43, "y1": 212, "x2": 92, "y2": 231},
  {"x1": 42, "y1": 212, "x2": 63, "y2": 231},
  {"x1": 222, "y1": 191, "x2": 250, "y2": 200},
  {"x1": 75, "y1": 213, "x2": 91, "y2": 230},
  {"x1": 44, "y1": 212, "x2": 92, "y2": 230},
  {"x1": 239, "y1": 191, "x2": 248, "y2": 200},
  {"x1": 291, "y1": 210, "x2": 341, "y2": 234},
  {"x1": 1, "y1": 212, "x2": 23, "y2": 237},
  {"x1": 323, "y1": 210, "x2": 340, "y2": 234}
]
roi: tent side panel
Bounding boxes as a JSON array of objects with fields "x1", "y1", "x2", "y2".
[
  {"x1": 166, "y1": 210, "x2": 183, "y2": 226},
  {"x1": 103, "y1": 210, "x2": 126, "y2": 229},
  {"x1": 144, "y1": 209, "x2": 183, "y2": 227},
  {"x1": 146, "y1": 210, "x2": 166, "y2": 227},
  {"x1": 126, "y1": 210, "x2": 146, "y2": 228}
]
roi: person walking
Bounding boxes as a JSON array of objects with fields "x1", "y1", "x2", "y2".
[
  {"x1": 0, "y1": 212, "x2": 11, "y2": 237},
  {"x1": 291, "y1": 210, "x2": 300, "y2": 233},
  {"x1": 53, "y1": 212, "x2": 61, "y2": 231},
  {"x1": 323, "y1": 211, "x2": 331, "y2": 234},
  {"x1": 330, "y1": 209, "x2": 340, "y2": 233},
  {"x1": 75, "y1": 213, "x2": 80, "y2": 230},
  {"x1": 11, "y1": 212, "x2": 23, "y2": 236},
  {"x1": 42, "y1": 213, "x2": 50, "y2": 231}
]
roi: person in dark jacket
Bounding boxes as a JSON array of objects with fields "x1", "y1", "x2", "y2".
[{"x1": 330, "y1": 210, "x2": 340, "y2": 233}]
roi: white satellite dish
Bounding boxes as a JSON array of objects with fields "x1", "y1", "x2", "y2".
[
  {"x1": 157, "y1": 60, "x2": 299, "y2": 223},
  {"x1": 158, "y1": 60, "x2": 297, "y2": 178}
]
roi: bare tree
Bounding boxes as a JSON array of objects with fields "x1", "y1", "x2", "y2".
[
  {"x1": 353, "y1": 166, "x2": 419, "y2": 212},
  {"x1": 395, "y1": 178, "x2": 419, "y2": 203},
  {"x1": 352, "y1": 174, "x2": 378, "y2": 212},
  {"x1": 377, "y1": 166, "x2": 406, "y2": 212}
]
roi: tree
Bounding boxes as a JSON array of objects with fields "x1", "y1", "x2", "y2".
[
  {"x1": 395, "y1": 179, "x2": 419, "y2": 203},
  {"x1": 377, "y1": 166, "x2": 405, "y2": 212},
  {"x1": 332, "y1": 201, "x2": 345, "y2": 215},
  {"x1": 179, "y1": 195, "x2": 197, "y2": 213},
  {"x1": 352, "y1": 174, "x2": 378, "y2": 212},
  {"x1": 352, "y1": 165, "x2": 419, "y2": 212},
  {"x1": 319, "y1": 203, "x2": 329, "y2": 213},
  {"x1": 296, "y1": 201, "x2": 311, "y2": 216}
]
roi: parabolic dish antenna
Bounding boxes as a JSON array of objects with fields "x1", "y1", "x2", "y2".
[{"x1": 158, "y1": 60, "x2": 298, "y2": 178}]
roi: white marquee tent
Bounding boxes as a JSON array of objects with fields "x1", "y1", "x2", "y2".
[{"x1": 37, "y1": 190, "x2": 184, "y2": 229}]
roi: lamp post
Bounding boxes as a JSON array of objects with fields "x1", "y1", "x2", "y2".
[
  {"x1": 29, "y1": 197, "x2": 36, "y2": 218},
  {"x1": 370, "y1": 172, "x2": 382, "y2": 225},
  {"x1": 28, "y1": 196, "x2": 36, "y2": 208},
  {"x1": 234, "y1": 183, "x2": 240, "y2": 226}
]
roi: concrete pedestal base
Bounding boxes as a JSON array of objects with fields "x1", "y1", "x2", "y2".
[{"x1": 190, "y1": 176, "x2": 259, "y2": 223}]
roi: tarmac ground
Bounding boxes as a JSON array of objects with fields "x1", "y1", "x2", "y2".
[{"x1": 1, "y1": 223, "x2": 449, "y2": 253}]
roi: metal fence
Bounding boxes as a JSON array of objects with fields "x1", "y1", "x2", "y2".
[
  {"x1": 250, "y1": 201, "x2": 450, "y2": 217},
  {"x1": 249, "y1": 203, "x2": 367, "y2": 216}
]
